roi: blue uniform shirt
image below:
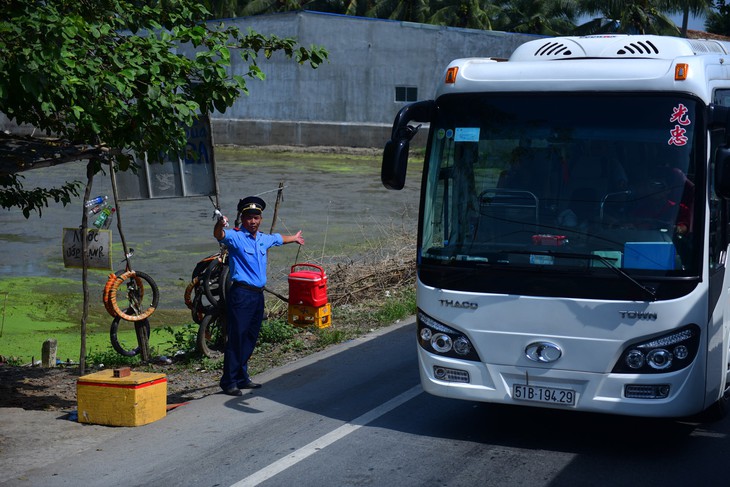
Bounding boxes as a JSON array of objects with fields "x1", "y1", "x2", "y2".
[{"x1": 219, "y1": 228, "x2": 283, "y2": 288}]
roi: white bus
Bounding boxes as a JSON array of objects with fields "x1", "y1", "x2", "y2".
[{"x1": 382, "y1": 35, "x2": 730, "y2": 419}]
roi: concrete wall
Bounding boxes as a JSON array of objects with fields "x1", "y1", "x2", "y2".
[
  {"x1": 3, "y1": 12, "x2": 538, "y2": 149},
  {"x1": 201, "y1": 12, "x2": 538, "y2": 147}
]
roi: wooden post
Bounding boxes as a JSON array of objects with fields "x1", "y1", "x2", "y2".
[
  {"x1": 269, "y1": 181, "x2": 284, "y2": 234},
  {"x1": 135, "y1": 322, "x2": 151, "y2": 363},
  {"x1": 42, "y1": 338, "x2": 57, "y2": 368}
]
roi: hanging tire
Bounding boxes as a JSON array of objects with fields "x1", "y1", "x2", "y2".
[
  {"x1": 184, "y1": 276, "x2": 199, "y2": 310},
  {"x1": 191, "y1": 289, "x2": 216, "y2": 325},
  {"x1": 197, "y1": 311, "x2": 227, "y2": 358},
  {"x1": 110, "y1": 308, "x2": 151, "y2": 357},
  {"x1": 105, "y1": 270, "x2": 160, "y2": 322},
  {"x1": 202, "y1": 258, "x2": 228, "y2": 308}
]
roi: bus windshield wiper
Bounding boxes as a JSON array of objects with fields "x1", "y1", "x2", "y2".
[{"x1": 503, "y1": 249, "x2": 657, "y2": 301}]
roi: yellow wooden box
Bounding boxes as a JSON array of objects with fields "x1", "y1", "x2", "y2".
[
  {"x1": 76, "y1": 370, "x2": 167, "y2": 427},
  {"x1": 288, "y1": 302, "x2": 332, "y2": 328}
]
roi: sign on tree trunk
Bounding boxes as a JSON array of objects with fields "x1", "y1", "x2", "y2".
[{"x1": 62, "y1": 228, "x2": 112, "y2": 270}]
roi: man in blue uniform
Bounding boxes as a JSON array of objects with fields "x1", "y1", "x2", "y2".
[{"x1": 214, "y1": 196, "x2": 305, "y2": 396}]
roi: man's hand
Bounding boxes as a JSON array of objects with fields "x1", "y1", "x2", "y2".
[
  {"x1": 214, "y1": 209, "x2": 229, "y2": 227},
  {"x1": 284, "y1": 230, "x2": 305, "y2": 245}
]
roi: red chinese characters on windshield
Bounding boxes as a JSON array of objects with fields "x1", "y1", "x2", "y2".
[{"x1": 668, "y1": 103, "x2": 691, "y2": 146}]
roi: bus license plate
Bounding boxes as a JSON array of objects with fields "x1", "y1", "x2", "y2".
[{"x1": 513, "y1": 384, "x2": 576, "y2": 406}]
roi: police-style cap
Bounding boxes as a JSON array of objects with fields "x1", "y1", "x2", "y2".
[{"x1": 238, "y1": 196, "x2": 266, "y2": 214}]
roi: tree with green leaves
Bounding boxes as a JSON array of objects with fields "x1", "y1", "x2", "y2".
[
  {"x1": 661, "y1": 0, "x2": 713, "y2": 37},
  {"x1": 0, "y1": 0, "x2": 327, "y2": 217},
  {"x1": 705, "y1": 0, "x2": 730, "y2": 35},
  {"x1": 203, "y1": 0, "x2": 242, "y2": 18},
  {"x1": 491, "y1": 0, "x2": 579, "y2": 35},
  {"x1": 575, "y1": 0, "x2": 680, "y2": 35},
  {"x1": 428, "y1": 0, "x2": 496, "y2": 30},
  {"x1": 365, "y1": 0, "x2": 430, "y2": 23}
]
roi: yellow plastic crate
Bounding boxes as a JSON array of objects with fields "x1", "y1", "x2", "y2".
[
  {"x1": 288, "y1": 302, "x2": 332, "y2": 328},
  {"x1": 76, "y1": 370, "x2": 167, "y2": 427}
]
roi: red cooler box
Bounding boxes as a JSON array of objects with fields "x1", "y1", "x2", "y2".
[{"x1": 288, "y1": 263, "x2": 328, "y2": 307}]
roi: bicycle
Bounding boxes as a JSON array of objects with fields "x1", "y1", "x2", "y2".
[{"x1": 103, "y1": 249, "x2": 160, "y2": 356}]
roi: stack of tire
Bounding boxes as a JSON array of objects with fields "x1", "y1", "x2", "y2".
[{"x1": 184, "y1": 250, "x2": 229, "y2": 358}]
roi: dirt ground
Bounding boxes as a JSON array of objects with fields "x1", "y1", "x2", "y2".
[{"x1": 0, "y1": 362, "x2": 222, "y2": 412}]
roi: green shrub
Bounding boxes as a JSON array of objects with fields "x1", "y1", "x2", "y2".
[
  {"x1": 316, "y1": 327, "x2": 348, "y2": 346},
  {"x1": 86, "y1": 347, "x2": 141, "y2": 368},
  {"x1": 372, "y1": 288, "x2": 416, "y2": 324},
  {"x1": 154, "y1": 323, "x2": 198, "y2": 356},
  {"x1": 258, "y1": 319, "x2": 296, "y2": 344}
]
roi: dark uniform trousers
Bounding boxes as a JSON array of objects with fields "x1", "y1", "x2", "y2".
[{"x1": 219, "y1": 285, "x2": 265, "y2": 390}]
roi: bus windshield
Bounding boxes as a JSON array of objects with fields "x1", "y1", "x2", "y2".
[{"x1": 421, "y1": 93, "x2": 703, "y2": 298}]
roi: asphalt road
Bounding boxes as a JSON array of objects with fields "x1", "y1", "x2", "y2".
[{"x1": 2, "y1": 317, "x2": 730, "y2": 486}]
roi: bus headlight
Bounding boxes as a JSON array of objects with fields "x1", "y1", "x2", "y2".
[
  {"x1": 453, "y1": 336, "x2": 472, "y2": 356},
  {"x1": 417, "y1": 309, "x2": 480, "y2": 362},
  {"x1": 612, "y1": 324, "x2": 700, "y2": 374},
  {"x1": 625, "y1": 350, "x2": 645, "y2": 369},
  {"x1": 646, "y1": 349, "x2": 673, "y2": 370},
  {"x1": 431, "y1": 333, "x2": 452, "y2": 353}
]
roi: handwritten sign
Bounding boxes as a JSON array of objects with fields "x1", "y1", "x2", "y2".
[{"x1": 62, "y1": 228, "x2": 112, "y2": 270}]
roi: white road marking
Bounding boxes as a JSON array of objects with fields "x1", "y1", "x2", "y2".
[{"x1": 230, "y1": 385, "x2": 422, "y2": 487}]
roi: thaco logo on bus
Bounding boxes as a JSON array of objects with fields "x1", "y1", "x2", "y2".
[{"x1": 439, "y1": 299, "x2": 478, "y2": 310}]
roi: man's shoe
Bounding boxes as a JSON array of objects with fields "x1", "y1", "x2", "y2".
[
  {"x1": 240, "y1": 381, "x2": 262, "y2": 389},
  {"x1": 223, "y1": 387, "x2": 242, "y2": 396}
]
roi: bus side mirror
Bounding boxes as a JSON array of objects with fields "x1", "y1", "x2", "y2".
[
  {"x1": 716, "y1": 146, "x2": 730, "y2": 199},
  {"x1": 382, "y1": 138, "x2": 409, "y2": 190},
  {"x1": 382, "y1": 100, "x2": 434, "y2": 190}
]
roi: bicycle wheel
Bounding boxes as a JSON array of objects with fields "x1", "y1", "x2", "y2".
[
  {"x1": 110, "y1": 308, "x2": 151, "y2": 357},
  {"x1": 191, "y1": 287, "x2": 216, "y2": 325},
  {"x1": 184, "y1": 276, "x2": 198, "y2": 310},
  {"x1": 202, "y1": 258, "x2": 228, "y2": 308},
  {"x1": 107, "y1": 270, "x2": 159, "y2": 322},
  {"x1": 197, "y1": 310, "x2": 227, "y2": 358}
]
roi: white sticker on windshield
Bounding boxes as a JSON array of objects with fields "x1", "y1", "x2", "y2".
[{"x1": 454, "y1": 127, "x2": 480, "y2": 142}]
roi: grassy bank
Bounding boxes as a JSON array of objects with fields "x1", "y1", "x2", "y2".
[
  {"x1": 0, "y1": 276, "x2": 191, "y2": 364},
  {"x1": 0, "y1": 274, "x2": 416, "y2": 371}
]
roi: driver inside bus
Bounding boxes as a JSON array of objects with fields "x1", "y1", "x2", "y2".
[{"x1": 629, "y1": 167, "x2": 692, "y2": 235}]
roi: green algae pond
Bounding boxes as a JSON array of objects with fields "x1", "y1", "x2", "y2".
[{"x1": 0, "y1": 147, "x2": 421, "y2": 362}]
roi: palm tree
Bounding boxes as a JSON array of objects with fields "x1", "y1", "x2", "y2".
[
  {"x1": 365, "y1": 0, "x2": 430, "y2": 23},
  {"x1": 492, "y1": 0, "x2": 580, "y2": 36},
  {"x1": 660, "y1": 0, "x2": 713, "y2": 37},
  {"x1": 428, "y1": 0, "x2": 497, "y2": 30},
  {"x1": 202, "y1": 0, "x2": 242, "y2": 18},
  {"x1": 575, "y1": 0, "x2": 680, "y2": 35},
  {"x1": 706, "y1": 0, "x2": 730, "y2": 35},
  {"x1": 237, "y1": 0, "x2": 344, "y2": 16}
]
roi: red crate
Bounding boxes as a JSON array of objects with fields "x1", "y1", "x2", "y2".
[{"x1": 288, "y1": 263, "x2": 328, "y2": 307}]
